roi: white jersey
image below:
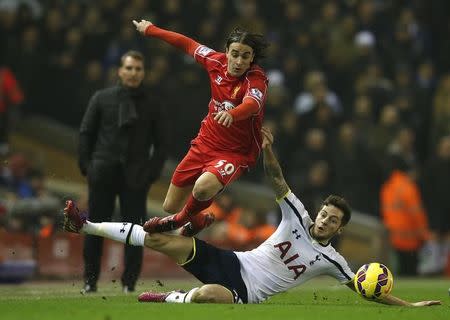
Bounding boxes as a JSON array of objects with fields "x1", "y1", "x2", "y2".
[{"x1": 234, "y1": 191, "x2": 355, "y2": 303}]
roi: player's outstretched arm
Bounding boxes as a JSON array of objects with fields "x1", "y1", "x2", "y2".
[
  {"x1": 262, "y1": 127, "x2": 290, "y2": 199},
  {"x1": 132, "y1": 19, "x2": 199, "y2": 55},
  {"x1": 345, "y1": 282, "x2": 441, "y2": 307}
]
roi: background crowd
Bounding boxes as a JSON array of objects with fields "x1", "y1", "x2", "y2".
[{"x1": 0, "y1": 0, "x2": 449, "y2": 276}]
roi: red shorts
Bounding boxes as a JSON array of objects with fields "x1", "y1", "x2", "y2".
[{"x1": 171, "y1": 143, "x2": 250, "y2": 188}]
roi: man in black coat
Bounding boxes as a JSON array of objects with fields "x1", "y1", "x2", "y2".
[{"x1": 78, "y1": 50, "x2": 168, "y2": 293}]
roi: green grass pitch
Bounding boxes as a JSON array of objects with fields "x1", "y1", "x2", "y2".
[{"x1": 1, "y1": 277, "x2": 448, "y2": 320}]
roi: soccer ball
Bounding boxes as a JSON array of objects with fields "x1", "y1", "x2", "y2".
[{"x1": 354, "y1": 263, "x2": 393, "y2": 299}]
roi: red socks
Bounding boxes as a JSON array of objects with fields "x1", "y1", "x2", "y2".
[{"x1": 173, "y1": 194, "x2": 213, "y2": 226}]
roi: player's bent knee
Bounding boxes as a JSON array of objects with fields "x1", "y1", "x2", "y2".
[
  {"x1": 192, "y1": 177, "x2": 222, "y2": 201},
  {"x1": 162, "y1": 200, "x2": 179, "y2": 214},
  {"x1": 192, "y1": 284, "x2": 234, "y2": 304}
]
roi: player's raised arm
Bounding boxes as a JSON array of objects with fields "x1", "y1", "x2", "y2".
[
  {"x1": 345, "y1": 282, "x2": 441, "y2": 307},
  {"x1": 262, "y1": 127, "x2": 290, "y2": 199},
  {"x1": 132, "y1": 19, "x2": 200, "y2": 56}
]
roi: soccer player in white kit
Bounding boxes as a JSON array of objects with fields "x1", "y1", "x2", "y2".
[{"x1": 63, "y1": 127, "x2": 440, "y2": 306}]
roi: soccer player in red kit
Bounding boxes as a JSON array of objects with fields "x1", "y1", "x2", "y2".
[{"x1": 133, "y1": 19, "x2": 269, "y2": 235}]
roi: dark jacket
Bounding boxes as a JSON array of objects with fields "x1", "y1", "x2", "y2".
[{"x1": 78, "y1": 84, "x2": 168, "y2": 189}]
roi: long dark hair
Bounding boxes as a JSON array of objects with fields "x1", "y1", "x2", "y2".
[{"x1": 225, "y1": 28, "x2": 269, "y2": 64}]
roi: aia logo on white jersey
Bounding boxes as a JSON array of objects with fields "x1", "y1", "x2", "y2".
[
  {"x1": 274, "y1": 241, "x2": 306, "y2": 280},
  {"x1": 249, "y1": 88, "x2": 263, "y2": 101},
  {"x1": 215, "y1": 75, "x2": 223, "y2": 85},
  {"x1": 197, "y1": 45, "x2": 213, "y2": 57}
]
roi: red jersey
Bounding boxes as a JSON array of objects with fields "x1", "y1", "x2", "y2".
[
  {"x1": 145, "y1": 26, "x2": 268, "y2": 166},
  {"x1": 192, "y1": 47, "x2": 267, "y2": 165}
]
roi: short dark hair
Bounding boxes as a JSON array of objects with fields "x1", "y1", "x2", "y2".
[
  {"x1": 120, "y1": 50, "x2": 145, "y2": 67},
  {"x1": 225, "y1": 28, "x2": 269, "y2": 63},
  {"x1": 322, "y1": 195, "x2": 351, "y2": 226}
]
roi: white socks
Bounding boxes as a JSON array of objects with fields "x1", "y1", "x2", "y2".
[
  {"x1": 82, "y1": 222, "x2": 146, "y2": 246},
  {"x1": 165, "y1": 288, "x2": 199, "y2": 303}
]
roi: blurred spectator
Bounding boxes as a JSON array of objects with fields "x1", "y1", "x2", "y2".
[
  {"x1": 292, "y1": 27, "x2": 321, "y2": 74},
  {"x1": 7, "y1": 170, "x2": 60, "y2": 233},
  {"x1": 354, "y1": 0, "x2": 382, "y2": 35},
  {"x1": 264, "y1": 77, "x2": 289, "y2": 121},
  {"x1": 0, "y1": 67, "x2": 24, "y2": 155},
  {"x1": 368, "y1": 104, "x2": 400, "y2": 156},
  {"x1": 288, "y1": 127, "x2": 330, "y2": 185},
  {"x1": 354, "y1": 63, "x2": 393, "y2": 117},
  {"x1": 421, "y1": 136, "x2": 450, "y2": 275},
  {"x1": 384, "y1": 7, "x2": 428, "y2": 74},
  {"x1": 393, "y1": 93, "x2": 421, "y2": 136},
  {"x1": 38, "y1": 213, "x2": 55, "y2": 238},
  {"x1": 80, "y1": 6, "x2": 109, "y2": 62},
  {"x1": 0, "y1": 5, "x2": 21, "y2": 64},
  {"x1": 326, "y1": 15, "x2": 357, "y2": 102},
  {"x1": 294, "y1": 70, "x2": 342, "y2": 116},
  {"x1": 158, "y1": 0, "x2": 185, "y2": 29},
  {"x1": 5, "y1": 216, "x2": 24, "y2": 232},
  {"x1": 352, "y1": 30, "x2": 378, "y2": 77},
  {"x1": 430, "y1": 74, "x2": 450, "y2": 149},
  {"x1": 393, "y1": 63, "x2": 415, "y2": 96},
  {"x1": 311, "y1": 1, "x2": 340, "y2": 57},
  {"x1": 10, "y1": 25, "x2": 42, "y2": 111},
  {"x1": 78, "y1": 60, "x2": 105, "y2": 114},
  {"x1": 64, "y1": 1, "x2": 83, "y2": 28},
  {"x1": 298, "y1": 160, "x2": 332, "y2": 215},
  {"x1": 40, "y1": 8, "x2": 65, "y2": 59},
  {"x1": 224, "y1": 206, "x2": 275, "y2": 250},
  {"x1": 196, "y1": 0, "x2": 231, "y2": 49},
  {"x1": 387, "y1": 127, "x2": 419, "y2": 176},
  {"x1": 0, "y1": 153, "x2": 60, "y2": 233},
  {"x1": 0, "y1": 0, "x2": 42, "y2": 18},
  {"x1": 351, "y1": 94, "x2": 375, "y2": 144},
  {"x1": 279, "y1": 1, "x2": 307, "y2": 56},
  {"x1": 332, "y1": 122, "x2": 380, "y2": 215},
  {"x1": 205, "y1": 192, "x2": 275, "y2": 250},
  {"x1": 280, "y1": 52, "x2": 304, "y2": 97},
  {"x1": 104, "y1": 22, "x2": 142, "y2": 69},
  {"x1": 273, "y1": 110, "x2": 299, "y2": 164},
  {"x1": 380, "y1": 155, "x2": 430, "y2": 276},
  {"x1": 229, "y1": 0, "x2": 266, "y2": 34},
  {"x1": 0, "y1": 152, "x2": 32, "y2": 198},
  {"x1": 415, "y1": 61, "x2": 436, "y2": 161},
  {"x1": 205, "y1": 191, "x2": 241, "y2": 225}
]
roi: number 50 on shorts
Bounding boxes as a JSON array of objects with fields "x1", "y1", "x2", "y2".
[{"x1": 214, "y1": 160, "x2": 235, "y2": 176}]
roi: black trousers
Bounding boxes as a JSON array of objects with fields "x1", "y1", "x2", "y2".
[
  {"x1": 395, "y1": 249, "x2": 418, "y2": 276},
  {"x1": 84, "y1": 161, "x2": 149, "y2": 289}
]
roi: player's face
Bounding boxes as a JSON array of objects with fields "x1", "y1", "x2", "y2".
[
  {"x1": 311, "y1": 205, "x2": 344, "y2": 243},
  {"x1": 226, "y1": 42, "x2": 254, "y2": 77},
  {"x1": 118, "y1": 56, "x2": 145, "y2": 88}
]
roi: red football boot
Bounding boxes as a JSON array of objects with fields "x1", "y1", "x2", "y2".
[
  {"x1": 138, "y1": 291, "x2": 171, "y2": 303},
  {"x1": 143, "y1": 214, "x2": 182, "y2": 234},
  {"x1": 63, "y1": 200, "x2": 87, "y2": 233},
  {"x1": 180, "y1": 212, "x2": 215, "y2": 237}
]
